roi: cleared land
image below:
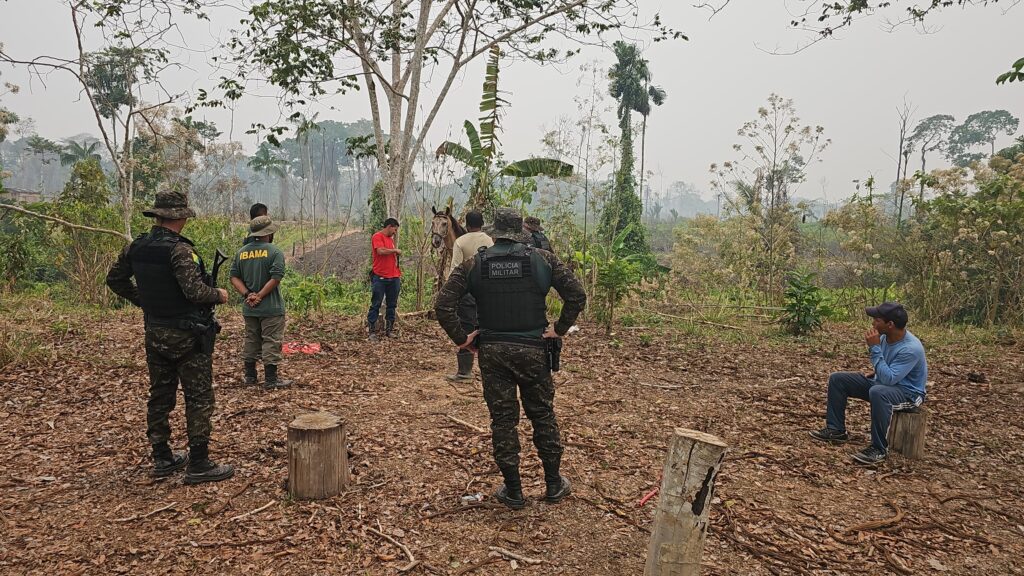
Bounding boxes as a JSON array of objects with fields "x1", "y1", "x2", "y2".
[{"x1": 2, "y1": 303, "x2": 1022, "y2": 575}]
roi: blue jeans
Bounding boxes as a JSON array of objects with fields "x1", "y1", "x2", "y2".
[
  {"x1": 825, "y1": 371, "x2": 924, "y2": 452},
  {"x1": 367, "y1": 274, "x2": 400, "y2": 326}
]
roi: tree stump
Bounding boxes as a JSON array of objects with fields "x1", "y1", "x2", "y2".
[
  {"x1": 888, "y1": 406, "x2": 928, "y2": 459},
  {"x1": 287, "y1": 412, "x2": 349, "y2": 499},
  {"x1": 645, "y1": 428, "x2": 728, "y2": 576}
]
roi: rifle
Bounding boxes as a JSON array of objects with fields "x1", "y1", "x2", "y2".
[{"x1": 196, "y1": 249, "x2": 227, "y2": 354}]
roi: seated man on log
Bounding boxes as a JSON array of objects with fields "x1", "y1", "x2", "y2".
[{"x1": 810, "y1": 302, "x2": 928, "y2": 465}]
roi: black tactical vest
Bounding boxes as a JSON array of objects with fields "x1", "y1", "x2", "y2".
[
  {"x1": 128, "y1": 230, "x2": 206, "y2": 322},
  {"x1": 531, "y1": 231, "x2": 551, "y2": 252},
  {"x1": 468, "y1": 243, "x2": 551, "y2": 332}
]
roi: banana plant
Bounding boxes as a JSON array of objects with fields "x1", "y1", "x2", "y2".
[{"x1": 436, "y1": 46, "x2": 572, "y2": 213}]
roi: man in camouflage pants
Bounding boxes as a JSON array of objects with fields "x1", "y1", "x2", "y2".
[
  {"x1": 107, "y1": 190, "x2": 235, "y2": 484},
  {"x1": 435, "y1": 208, "x2": 586, "y2": 509}
]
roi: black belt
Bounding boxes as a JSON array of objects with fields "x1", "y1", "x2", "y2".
[
  {"x1": 478, "y1": 334, "x2": 545, "y2": 348},
  {"x1": 144, "y1": 316, "x2": 205, "y2": 331}
]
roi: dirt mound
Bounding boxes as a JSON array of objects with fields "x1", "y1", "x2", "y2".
[{"x1": 291, "y1": 230, "x2": 371, "y2": 281}]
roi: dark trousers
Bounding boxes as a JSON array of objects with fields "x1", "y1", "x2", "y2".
[
  {"x1": 367, "y1": 274, "x2": 400, "y2": 325},
  {"x1": 455, "y1": 294, "x2": 478, "y2": 371},
  {"x1": 479, "y1": 342, "x2": 562, "y2": 478},
  {"x1": 144, "y1": 327, "x2": 215, "y2": 449},
  {"x1": 825, "y1": 371, "x2": 923, "y2": 452}
]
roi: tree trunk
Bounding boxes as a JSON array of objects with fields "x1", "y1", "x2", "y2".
[
  {"x1": 279, "y1": 174, "x2": 289, "y2": 220},
  {"x1": 639, "y1": 113, "x2": 648, "y2": 216},
  {"x1": 919, "y1": 147, "x2": 927, "y2": 205},
  {"x1": 645, "y1": 428, "x2": 728, "y2": 576},
  {"x1": 888, "y1": 407, "x2": 927, "y2": 459},
  {"x1": 287, "y1": 411, "x2": 349, "y2": 499}
]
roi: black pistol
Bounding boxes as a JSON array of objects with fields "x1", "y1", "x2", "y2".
[{"x1": 547, "y1": 337, "x2": 562, "y2": 372}]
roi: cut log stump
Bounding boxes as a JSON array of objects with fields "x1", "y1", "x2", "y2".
[
  {"x1": 287, "y1": 411, "x2": 349, "y2": 499},
  {"x1": 645, "y1": 428, "x2": 728, "y2": 576},
  {"x1": 888, "y1": 406, "x2": 928, "y2": 459}
]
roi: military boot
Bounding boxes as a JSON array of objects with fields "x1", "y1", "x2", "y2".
[
  {"x1": 367, "y1": 321, "x2": 379, "y2": 342},
  {"x1": 543, "y1": 459, "x2": 572, "y2": 503},
  {"x1": 446, "y1": 350, "x2": 474, "y2": 382},
  {"x1": 243, "y1": 361, "x2": 258, "y2": 386},
  {"x1": 263, "y1": 364, "x2": 292, "y2": 390},
  {"x1": 151, "y1": 443, "x2": 188, "y2": 477},
  {"x1": 385, "y1": 319, "x2": 396, "y2": 338},
  {"x1": 183, "y1": 443, "x2": 235, "y2": 485},
  {"x1": 494, "y1": 468, "x2": 526, "y2": 509}
]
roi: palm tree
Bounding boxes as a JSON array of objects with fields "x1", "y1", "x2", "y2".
[
  {"x1": 603, "y1": 41, "x2": 664, "y2": 254},
  {"x1": 248, "y1": 143, "x2": 289, "y2": 219},
  {"x1": 60, "y1": 140, "x2": 102, "y2": 167},
  {"x1": 436, "y1": 46, "x2": 572, "y2": 215}
]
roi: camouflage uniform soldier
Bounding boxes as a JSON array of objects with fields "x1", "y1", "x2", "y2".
[
  {"x1": 106, "y1": 190, "x2": 235, "y2": 484},
  {"x1": 435, "y1": 209, "x2": 586, "y2": 509},
  {"x1": 523, "y1": 216, "x2": 551, "y2": 252}
]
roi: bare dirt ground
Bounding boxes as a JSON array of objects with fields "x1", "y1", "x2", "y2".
[
  {"x1": 2, "y1": 305, "x2": 1023, "y2": 575},
  {"x1": 290, "y1": 230, "x2": 372, "y2": 280}
]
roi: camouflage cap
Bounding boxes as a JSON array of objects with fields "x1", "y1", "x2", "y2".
[
  {"x1": 248, "y1": 215, "x2": 280, "y2": 237},
  {"x1": 142, "y1": 189, "x2": 196, "y2": 219},
  {"x1": 488, "y1": 208, "x2": 531, "y2": 244},
  {"x1": 523, "y1": 216, "x2": 543, "y2": 231}
]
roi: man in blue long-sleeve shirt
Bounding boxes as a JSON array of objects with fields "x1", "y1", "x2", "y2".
[{"x1": 810, "y1": 302, "x2": 928, "y2": 465}]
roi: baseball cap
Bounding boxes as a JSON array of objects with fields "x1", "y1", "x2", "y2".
[{"x1": 865, "y1": 302, "x2": 909, "y2": 328}]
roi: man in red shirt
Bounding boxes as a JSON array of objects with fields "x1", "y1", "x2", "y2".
[{"x1": 367, "y1": 218, "x2": 402, "y2": 340}]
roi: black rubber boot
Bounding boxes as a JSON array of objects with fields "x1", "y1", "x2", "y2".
[
  {"x1": 184, "y1": 443, "x2": 234, "y2": 485},
  {"x1": 385, "y1": 319, "x2": 396, "y2": 338},
  {"x1": 544, "y1": 476, "x2": 572, "y2": 503},
  {"x1": 263, "y1": 364, "x2": 292, "y2": 390},
  {"x1": 151, "y1": 443, "x2": 188, "y2": 477},
  {"x1": 543, "y1": 459, "x2": 571, "y2": 502},
  {"x1": 494, "y1": 468, "x2": 526, "y2": 509},
  {"x1": 367, "y1": 321, "x2": 379, "y2": 342},
  {"x1": 446, "y1": 350, "x2": 474, "y2": 382},
  {"x1": 244, "y1": 361, "x2": 258, "y2": 386}
]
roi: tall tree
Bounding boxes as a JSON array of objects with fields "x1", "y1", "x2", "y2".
[
  {"x1": 60, "y1": 140, "x2": 103, "y2": 167},
  {"x1": 637, "y1": 68, "x2": 666, "y2": 216},
  {"x1": 601, "y1": 41, "x2": 660, "y2": 254},
  {"x1": 710, "y1": 94, "x2": 829, "y2": 301},
  {"x1": 893, "y1": 101, "x2": 915, "y2": 227},
  {"x1": 25, "y1": 135, "x2": 62, "y2": 192},
  {"x1": 1, "y1": 2, "x2": 208, "y2": 238},
  {"x1": 248, "y1": 142, "x2": 289, "y2": 219},
  {"x1": 217, "y1": 0, "x2": 681, "y2": 219},
  {"x1": 947, "y1": 110, "x2": 1020, "y2": 167},
  {"x1": 907, "y1": 113, "x2": 955, "y2": 201}
]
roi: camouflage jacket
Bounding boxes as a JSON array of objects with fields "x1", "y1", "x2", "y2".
[
  {"x1": 106, "y1": 226, "x2": 222, "y2": 308},
  {"x1": 435, "y1": 241, "x2": 586, "y2": 345}
]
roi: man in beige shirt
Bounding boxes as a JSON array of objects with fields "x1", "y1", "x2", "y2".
[{"x1": 446, "y1": 210, "x2": 493, "y2": 381}]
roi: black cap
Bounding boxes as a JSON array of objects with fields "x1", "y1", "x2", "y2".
[{"x1": 865, "y1": 302, "x2": 908, "y2": 329}]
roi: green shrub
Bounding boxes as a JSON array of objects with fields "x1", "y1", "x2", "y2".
[{"x1": 781, "y1": 270, "x2": 831, "y2": 336}]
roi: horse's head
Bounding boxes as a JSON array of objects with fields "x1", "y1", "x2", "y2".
[{"x1": 430, "y1": 206, "x2": 450, "y2": 250}]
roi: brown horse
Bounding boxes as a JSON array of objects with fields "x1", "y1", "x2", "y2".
[
  {"x1": 430, "y1": 205, "x2": 466, "y2": 251},
  {"x1": 430, "y1": 205, "x2": 467, "y2": 291}
]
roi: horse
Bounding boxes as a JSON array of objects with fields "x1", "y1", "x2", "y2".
[
  {"x1": 430, "y1": 205, "x2": 466, "y2": 251},
  {"x1": 430, "y1": 205, "x2": 467, "y2": 293}
]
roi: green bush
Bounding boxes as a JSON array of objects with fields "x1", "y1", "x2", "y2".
[
  {"x1": 781, "y1": 270, "x2": 831, "y2": 336},
  {"x1": 0, "y1": 202, "x2": 58, "y2": 291}
]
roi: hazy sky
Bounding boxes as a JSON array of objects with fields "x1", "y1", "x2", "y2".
[{"x1": 2, "y1": 1, "x2": 1021, "y2": 201}]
